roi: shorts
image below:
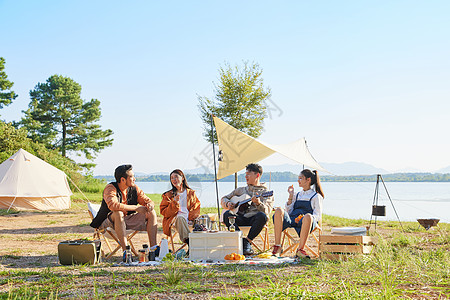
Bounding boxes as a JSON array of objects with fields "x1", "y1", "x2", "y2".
[
  {"x1": 100, "y1": 211, "x2": 147, "y2": 231},
  {"x1": 274, "y1": 211, "x2": 317, "y2": 236}
]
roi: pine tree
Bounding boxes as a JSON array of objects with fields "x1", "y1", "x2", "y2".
[
  {"x1": 21, "y1": 75, "x2": 113, "y2": 163},
  {"x1": 0, "y1": 57, "x2": 18, "y2": 112}
]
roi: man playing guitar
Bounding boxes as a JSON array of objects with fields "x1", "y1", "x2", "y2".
[{"x1": 221, "y1": 163, "x2": 274, "y2": 255}]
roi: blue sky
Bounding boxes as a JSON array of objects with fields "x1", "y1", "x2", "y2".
[{"x1": 1, "y1": 1, "x2": 449, "y2": 175}]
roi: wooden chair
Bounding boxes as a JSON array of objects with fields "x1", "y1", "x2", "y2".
[
  {"x1": 166, "y1": 222, "x2": 192, "y2": 253},
  {"x1": 280, "y1": 220, "x2": 322, "y2": 258},
  {"x1": 166, "y1": 213, "x2": 218, "y2": 253},
  {"x1": 239, "y1": 225, "x2": 270, "y2": 253},
  {"x1": 88, "y1": 202, "x2": 141, "y2": 259},
  {"x1": 221, "y1": 210, "x2": 270, "y2": 253}
]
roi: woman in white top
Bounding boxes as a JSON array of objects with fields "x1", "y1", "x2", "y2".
[
  {"x1": 160, "y1": 169, "x2": 201, "y2": 244},
  {"x1": 271, "y1": 169, "x2": 324, "y2": 258}
]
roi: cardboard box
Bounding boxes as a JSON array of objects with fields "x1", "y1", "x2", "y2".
[{"x1": 189, "y1": 231, "x2": 242, "y2": 261}]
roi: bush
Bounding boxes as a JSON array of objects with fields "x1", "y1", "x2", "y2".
[{"x1": 0, "y1": 120, "x2": 82, "y2": 187}]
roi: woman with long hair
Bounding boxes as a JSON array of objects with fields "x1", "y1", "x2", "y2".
[
  {"x1": 160, "y1": 169, "x2": 201, "y2": 245},
  {"x1": 271, "y1": 169, "x2": 324, "y2": 258}
]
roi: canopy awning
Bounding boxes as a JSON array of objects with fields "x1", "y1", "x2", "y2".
[{"x1": 213, "y1": 116, "x2": 327, "y2": 179}]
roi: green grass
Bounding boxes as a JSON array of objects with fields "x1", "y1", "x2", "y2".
[
  {"x1": 0, "y1": 209, "x2": 20, "y2": 216},
  {"x1": 2, "y1": 191, "x2": 449, "y2": 299},
  {"x1": 322, "y1": 214, "x2": 367, "y2": 227},
  {"x1": 1, "y1": 239, "x2": 449, "y2": 299}
]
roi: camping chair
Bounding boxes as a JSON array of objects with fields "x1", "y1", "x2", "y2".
[
  {"x1": 280, "y1": 220, "x2": 322, "y2": 258},
  {"x1": 166, "y1": 223, "x2": 192, "y2": 253},
  {"x1": 239, "y1": 225, "x2": 270, "y2": 253},
  {"x1": 167, "y1": 213, "x2": 217, "y2": 253},
  {"x1": 220, "y1": 209, "x2": 270, "y2": 253},
  {"x1": 87, "y1": 202, "x2": 141, "y2": 259}
]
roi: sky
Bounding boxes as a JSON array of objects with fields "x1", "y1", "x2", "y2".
[{"x1": 1, "y1": 1, "x2": 449, "y2": 175}]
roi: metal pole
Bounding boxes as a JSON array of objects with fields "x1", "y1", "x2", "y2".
[
  {"x1": 369, "y1": 175, "x2": 380, "y2": 233},
  {"x1": 210, "y1": 114, "x2": 222, "y2": 231},
  {"x1": 379, "y1": 175, "x2": 404, "y2": 232}
]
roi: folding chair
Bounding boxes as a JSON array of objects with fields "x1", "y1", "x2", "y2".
[
  {"x1": 239, "y1": 225, "x2": 270, "y2": 253},
  {"x1": 166, "y1": 223, "x2": 192, "y2": 253},
  {"x1": 88, "y1": 202, "x2": 141, "y2": 259},
  {"x1": 220, "y1": 209, "x2": 270, "y2": 253},
  {"x1": 280, "y1": 220, "x2": 322, "y2": 258},
  {"x1": 166, "y1": 213, "x2": 217, "y2": 253}
]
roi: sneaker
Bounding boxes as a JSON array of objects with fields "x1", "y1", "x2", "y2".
[
  {"x1": 243, "y1": 238, "x2": 254, "y2": 256},
  {"x1": 296, "y1": 248, "x2": 310, "y2": 259},
  {"x1": 153, "y1": 246, "x2": 160, "y2": 257},
  {"x1": 272, "y1": 245, "x2": 282, "y2": 256}
]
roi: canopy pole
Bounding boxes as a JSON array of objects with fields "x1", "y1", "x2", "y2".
[{"x1": 210, "y1": 114, "x2": 221, "y2": 230}]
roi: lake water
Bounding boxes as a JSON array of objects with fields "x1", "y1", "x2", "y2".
[{"x1": 137, "y1": 181, "x2": 450, "y2": 223}]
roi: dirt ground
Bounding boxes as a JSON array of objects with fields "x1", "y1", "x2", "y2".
[
  {"x1": 0, "y1": 208, "x2": 297, "y2": 269},
  {"x1": 1, "y1": 208, "x2": 448, "y2": 299}
]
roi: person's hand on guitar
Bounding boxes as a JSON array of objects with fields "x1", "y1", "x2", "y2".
[
  {"x1": 251, "y1": 196, "x2": 261, "y2": 206},
  {"x1": 226, "y1": 201, "x2": 235, "y2": 210}
]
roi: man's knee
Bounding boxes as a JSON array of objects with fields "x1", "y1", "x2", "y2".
[
  {"x1": 223, "y1": 211, "x2": 233, "y2": 224},
  {"x1": 223, "y1": 210, "x2": 232, "y2": 218},
  {"x1": 255, "y1": 211, "x2": 268, "y2": 223},
  {"x1": 145, "y1": 210, "x2": 157, "y2": 227},
  {"x1": 110, "y1": 211, "x2": 125, "y2": 222}
]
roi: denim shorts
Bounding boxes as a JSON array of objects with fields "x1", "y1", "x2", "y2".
[{"x1": 274, "y1": 211, "x2": 317, "y2": 236}]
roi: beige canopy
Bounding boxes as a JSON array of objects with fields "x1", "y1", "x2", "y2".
[
  {"x1": 0, "y1": 149, "x2": 72, "y2": 210},
  {"x1": 213, "y1": 116, "x2": 327, "y2": 179}
]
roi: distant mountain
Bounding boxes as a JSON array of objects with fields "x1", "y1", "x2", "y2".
[
  {"x1": 263, "y1": 162, "x2": 389, "y2": 176},
  {"x1": 436, "y1": 166, "x2": 450, "y2": 173},
  {"x1": 126, "y1": 162, "x2": 447, "y2": 177},
  {"x1": 393, "y1": 167, "x2": 425, "y2": 173},
  {"x1": 184, "y1": 167, "x2": 213, "y2": 174},
  {"x1": 319, "y1": 162, "x2": 390, "y2": 176}
]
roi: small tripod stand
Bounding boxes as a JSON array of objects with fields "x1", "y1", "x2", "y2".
[{"x1": 369, "y1": 174, "x2": 404, "y2": 233}]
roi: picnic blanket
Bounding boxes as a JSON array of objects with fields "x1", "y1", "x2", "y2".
[{"x1": 116, "y1": 256, "x2": 296, "y2": 267}]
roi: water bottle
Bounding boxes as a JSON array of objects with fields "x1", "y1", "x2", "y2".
[
  {"x1": 159, "y1": 238, "x2": 169, "y2": 259},
  {"x1": 125, "y1": 245, "x2": 132, "y2": 264}
]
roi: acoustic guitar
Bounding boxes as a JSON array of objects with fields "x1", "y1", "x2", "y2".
[{"x1": 226, "y1": 190, "x2": 274, "y2": 214}]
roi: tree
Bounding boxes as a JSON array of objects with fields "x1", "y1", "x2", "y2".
[
  {"x1": 0, "y1": 57, "x2": 18, "y2": 111},
  {"x1": 198, "y1": 61, "x2": 271, "y2": 185},
  {"x1": 198, "y1": 61, "x2": 271, "y2": 143},
  {"x1": 0, "y1": 120, "x2": 82, "y2": 185},
  {"x1": 21, "y1": 75, "x2": 113, "y2": 163}
]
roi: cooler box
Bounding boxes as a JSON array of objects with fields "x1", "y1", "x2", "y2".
[
  {"x1": 189, "y1": 231, "x2": 242, "y2": 261},
  {"x1": 58, "y1": 240, "x2": 101, "y2": 265},
  {"x1": 330, "y1": 226, "x2": 367, "y2": 236}
]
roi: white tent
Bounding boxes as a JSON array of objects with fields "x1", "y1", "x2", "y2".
[
  {"x1": 0, "y1": 149, "x2": 72, "y2": 210},
  {"x1": 213, "y1": 116, "x2": 327, "y2": 179}
]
